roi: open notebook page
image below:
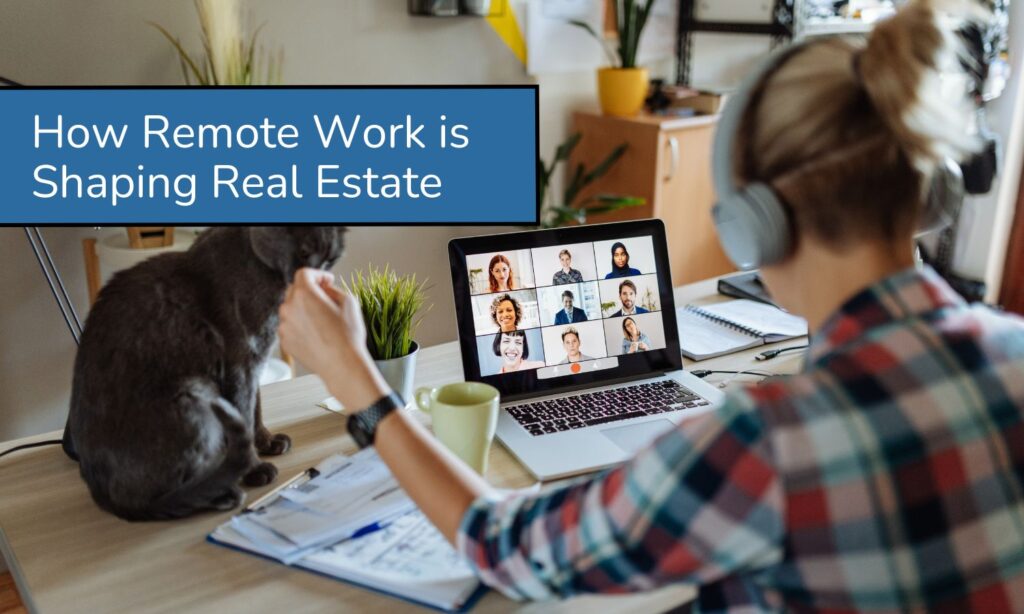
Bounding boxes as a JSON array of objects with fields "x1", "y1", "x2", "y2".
[
  {"x1": 698, "y1": 299, "x2": 807, "y2": 341},
  {"x1": 677, "y1": 307, "x2": 764, "y2": 360}
]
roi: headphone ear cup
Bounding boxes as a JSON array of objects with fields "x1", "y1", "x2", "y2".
[
  {"x1": 917, "y1": 158, "x2": 965, "y2": 236},
  {"x1": 744, "y1": 183, "x2": 792, "y2": 265},
  {"x1": 712, "y1": 182, "x2": 791, "y2": 270},
  {"x1": 713, "y1": 196, "x2": 760, "y2": 270}
]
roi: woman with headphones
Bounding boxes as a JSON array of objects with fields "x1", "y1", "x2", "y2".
[{"x1": 278, "y1": 2, "x2": 1024, "y2": 610}]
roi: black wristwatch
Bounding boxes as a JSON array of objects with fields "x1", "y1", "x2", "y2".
[{"x1": 346, "y1": 392, "x2": 404, "y2": 449}]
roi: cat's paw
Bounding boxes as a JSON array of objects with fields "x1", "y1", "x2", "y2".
[
  {"x1": 210, "y1": 486, "x2": 245, "y2": 511},
  {"x1": 243, "y1": 461, "x2": 279, "y2": 487},
  {"x1": 257, "y1": 432, "x2": 292, "y2": 456}
]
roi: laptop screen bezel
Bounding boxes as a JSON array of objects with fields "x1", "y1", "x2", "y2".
[{"x1": 448, "y1": 219, "x2": 683, "y2": 401}]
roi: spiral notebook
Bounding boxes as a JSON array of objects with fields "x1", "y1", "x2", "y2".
[{"x1": 676, "y1": 299, "x2": 807, "y2": 361}]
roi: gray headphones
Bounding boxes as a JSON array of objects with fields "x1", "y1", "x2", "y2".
[{"x1": 711, "y1": 42, "x2": 966, "y2": 270}]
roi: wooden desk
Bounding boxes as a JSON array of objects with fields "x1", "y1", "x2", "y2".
[{"x1": 0, "y1": 277, "x2": 805, "y2": 613}]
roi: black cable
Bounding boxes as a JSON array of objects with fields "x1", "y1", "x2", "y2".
[
  {"x1": 691, "y1": 368, "x2": 779, "y2": 388},
  {"x1": 755, "y1": 344, "x2": 809, "y2": 361},
  {"x1": 691, "y1": 369, "x2": 774, "y2": 378},
  {"x1": 0, "y1": 440, "x2": 63, "y2": 459}
]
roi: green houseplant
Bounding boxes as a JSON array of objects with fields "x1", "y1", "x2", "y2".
[
  {"x1": 539, "y1": 132, "x2": 644, "y2": 228},
  {"x1": 344, "y1": 266, "x2": 431, "y2": 403},
  {"x1": 571, "y1": 0, "x2": 657, "y2": 116},
  {"x1": 151, "y1": 0, "x2": 282, "y2": 86}
]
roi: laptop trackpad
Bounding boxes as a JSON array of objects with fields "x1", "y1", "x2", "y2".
[{"x1": 601, "y1": 419, "x2": 674, "y2": 454}]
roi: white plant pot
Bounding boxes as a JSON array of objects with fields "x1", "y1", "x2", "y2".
[{"x1": 374, "y1": 341, "x2": 419, "y2": 406}]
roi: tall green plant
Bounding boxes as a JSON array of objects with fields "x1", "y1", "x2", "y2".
[
  {"x1": 150, "y1": 0, "x2": 282, "y2": 85},
  {"x1": 570, "y1": 0, "x2": 657, "y2": 68},
  {"x1": 539, "y1": 132, "x2": 644, "y2": 228},
  {"x1": 343, "y1": 266, "x2": 431, "y2": 360}
]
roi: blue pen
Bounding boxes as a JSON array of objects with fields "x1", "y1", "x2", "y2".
[{"x1": 350, "y1": 521, "x2": 386, "y2": 539}]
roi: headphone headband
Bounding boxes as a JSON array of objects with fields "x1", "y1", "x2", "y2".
[{"x1": 711, "y1": 43, "x2": 812, "y2": 205}]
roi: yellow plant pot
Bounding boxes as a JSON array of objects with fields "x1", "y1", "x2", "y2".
[{"x1": 597, "y1": 67, "x2": 649, "y2": 117}]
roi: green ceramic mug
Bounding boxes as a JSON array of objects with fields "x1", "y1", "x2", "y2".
[{"x1": 415, "y1": 382, "x2": 499, "y2": 474}]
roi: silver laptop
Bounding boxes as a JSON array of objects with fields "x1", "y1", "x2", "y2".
[{"x1": 448, "y1": 219, "x2": 725, "y2": 480}]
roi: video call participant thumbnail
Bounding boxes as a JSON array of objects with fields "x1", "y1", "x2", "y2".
[
  {"x1": 601, "y1": 312, "x2": 666, "y2": 357},
  {"x1": 491, "y1": 330, "x2": 545, "y2": 373},
  {"x1": 531, "y1": 242, "x2": 598, "y2": 285},
  {"x1": 611, "y1": 280, "x2": 648, "y2": 317},
  {"x1": 488, "y1": 254, "x2": 515, "y2": 293},
  {"x1": 620, "y1": 317, "x2": 651, "y2": 354},
  {"x1": 472, "y1": 289, "x2": 541, "y2": 336},
  {"x1": 554, "y1": 290, "x2": 587, "y2": 325},
  {"x1": 467, "y1": 250, "x2": 537, "y2": 296},
  {"x1": 557, "y1": 327, "x2": 594, "y2": 364},
  {"x1": 552, "y1": 249, "x2": 584, "y2": 285},
  {"x1": 604, "y1": 242, "x2": 642, "y2": 279},
  {"x1": 490, "y1": 293, "x2": 522, "y2": 332}
]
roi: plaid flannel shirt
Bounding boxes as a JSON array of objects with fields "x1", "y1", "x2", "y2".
[{"x1": 457, "y1": 266, "x2": 1024, "y2": 612}]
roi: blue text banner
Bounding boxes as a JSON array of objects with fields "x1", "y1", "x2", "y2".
[{"x1": 0, "y1": 86, "x2": 538, "y2": 225}]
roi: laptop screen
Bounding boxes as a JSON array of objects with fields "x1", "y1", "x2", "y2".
[{"x1": 448, "y1": 220, "x2": 682, "y2": 401}]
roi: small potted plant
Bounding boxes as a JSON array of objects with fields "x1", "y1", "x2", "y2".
[
  {"x1": 572, "y1": 0, "x2": 656, "y2": 117},
  {"x1": 344, "y1": 266, "x2": 430, "y2": 404}
]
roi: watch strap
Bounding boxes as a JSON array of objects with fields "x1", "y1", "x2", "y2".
[{"x1": 346, "y1": 391, "x2": 404, "y2": 448}]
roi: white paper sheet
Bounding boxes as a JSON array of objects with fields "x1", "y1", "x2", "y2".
[{"x1": 698, "y1": 299, "x2": 808, "y2": 340}]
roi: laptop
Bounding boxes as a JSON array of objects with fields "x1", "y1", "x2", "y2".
[{"x1": 448, "y1": 219, "x2": 726, "y2": 480}]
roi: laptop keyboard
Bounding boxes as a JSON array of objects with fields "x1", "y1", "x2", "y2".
[{"x1": 506, "y1": 380, "x2": 711, "y2": 437}]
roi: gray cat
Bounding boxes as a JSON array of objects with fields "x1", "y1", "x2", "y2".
[{"x1": 65, "y1": 227, "x2": 346, "y2": 521}]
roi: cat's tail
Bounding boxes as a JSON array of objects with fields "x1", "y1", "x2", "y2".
[
  {"x1": 104, "y1": 382, "x2": 255, "y2": 522},
  {"x1": 204, "y1": 395, "x2": 255, "y2": 477}
]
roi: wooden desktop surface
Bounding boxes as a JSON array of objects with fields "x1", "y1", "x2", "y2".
[{"x1": 0, "y1": 277, "x2": 805, "y2": 613}]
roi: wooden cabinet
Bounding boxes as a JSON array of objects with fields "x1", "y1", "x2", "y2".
[{"x1": 568, "y1": 111, "x2": 735, "y2": 286}]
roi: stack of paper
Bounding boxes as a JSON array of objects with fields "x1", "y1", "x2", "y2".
[
  {"x1": 209, "y1": 449, "x2": 484, "y2": 611},
  {"x1": 229, "y1": 450, "x2": 416, "y2": 563}
]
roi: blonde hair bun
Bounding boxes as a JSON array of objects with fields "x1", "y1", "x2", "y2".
[{"x1": 859, "y1": 0, "x2": 986, "y2": 171}]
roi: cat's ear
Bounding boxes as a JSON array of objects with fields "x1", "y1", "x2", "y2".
[{"x1": 248, "y1": 227, "x2": 294, "y2": 273}]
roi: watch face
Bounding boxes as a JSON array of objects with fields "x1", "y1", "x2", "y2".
[{"x1": 346, "y1": 393, "x2": 403, "y2": 449}]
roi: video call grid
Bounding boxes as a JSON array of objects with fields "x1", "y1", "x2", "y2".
[{"x1": 466, "y1": 237, "x2": 665, "y2": 371}]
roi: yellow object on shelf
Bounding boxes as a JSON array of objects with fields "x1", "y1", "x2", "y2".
[
  {"x1": 597, "y1": 67, "x2": 649, "y2": 117},
  {"x1": 485, "y1": 0, "x2": 526, "y2": 65}
]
